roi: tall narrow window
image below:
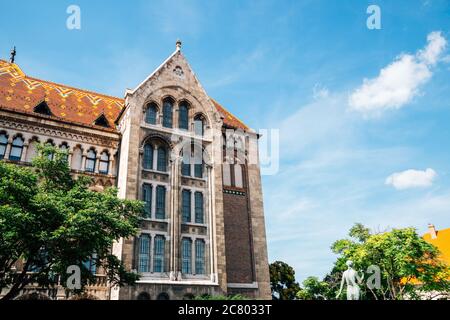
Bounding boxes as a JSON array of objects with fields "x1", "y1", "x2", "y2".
[
  {"x1": 178, "y1": 102, "x2": 189, "y2": 130},
  {"x1": 0, "y1": 133, "x2": 8, "y2": 159},
  {"x1": 9, "y1": 136, "x2": 24, "y2": 161},
  {"x1": 45, "y1": 141, "x2": 55, "y2": 160},
  {"x1": 194, "y1": 115, "x2": 204, "y2": 136},
  {"x1": 138, "y1": 235, "x2": 151, "y2": 273},
  {"x1": 155, "y1": 186, "x2": 166, "y2": 219},
  {"x1": 194, "y1": 162, "x2": 203, "y2": 178},
  {"x1": 181, "y1": 238, "x2": 192, "y2": 274},
  {"x1": 142, "y1": 184, "x2": 152, "y2": 218},
  {"x1": 143, "y1": 143, "x2": 153, "y2": 170},
  {"x1": 194, "y1": 192, "x2": 204, "y2": 224},
  {"x1": 195, "y1": 239, "x2": 205, "y2": 275},
  {"x1": 181, "y1": 159, "x2": 190, "y2": 176},
  {"x1": 146, "y1": 103, "x2": 157, "y2": 125},
  {"x1": 182, "y1": 190, "x2": 191, "y2": 223},
  {"x1": 85, "y1": 149, "x2": 96, "y2": 172},
  {"x1": 162, "y1": 99, "x2": 173, "y2": 128},
  {"x1": 99, "y1": 152, "x2": 109, "y2": 174},
  {"x1": 59, "y1": 143, "x2": 69, "y2": 162},
  {"x1": 153, "y1": 236, "x2": 165, "y2": 273},
  {"x1": 82, "y1": 253, "x2": 97, "y2": 275},
  {"x1": 157, "y1": 147, "x2": 167, "y2": 172}
]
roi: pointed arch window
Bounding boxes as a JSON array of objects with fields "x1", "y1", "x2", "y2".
[
  {"x1": 162, "y1": 98, "x2": 173, "y2": 128},
  {"x1": 0, "y1": 133, "x2": 8, "y2": 159},
  {"x1": 99, "y1": 152, "x2": 110, "y2": 174},
  {"x1": 194, "y1": 115, "x2": 205, "y2": 136},
  {"x1": 85, "y1": 149, "x2": 96, "y2": 172},
  {"x1": 178, "y1": 102, "x2": 189, "y2": 130},
  {"x1": 59, "y1": 143, "x2": 69, "y2": 162},
  {"x1": 9, "y1": 136, "x2": 24, "y2": 161},
  {"x1": 146, "y1": 103, "x2": 158, "y2": 125}
]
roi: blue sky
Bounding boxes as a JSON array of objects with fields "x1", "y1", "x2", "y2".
[{"x1": 1, "y1": 0, "x2": 449, "y2": 282}]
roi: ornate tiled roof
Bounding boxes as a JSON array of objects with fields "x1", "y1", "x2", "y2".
[
  {"x1": 0, "y1": 59, "x2": 123, "y2": 132},
  {"x1": 0, "y1": 59, "x2": 248, "y2": 132},
  {"x1": 211, "y1": 98, "x2": 249, "y2": 130}
]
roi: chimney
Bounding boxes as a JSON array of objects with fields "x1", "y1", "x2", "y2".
[{"x1": 428, "y1": 224, "x2": 438, "y2": 239}]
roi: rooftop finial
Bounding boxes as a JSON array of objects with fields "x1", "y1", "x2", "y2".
[
  {"x1": 176, "y1": 39, "x2": 182, "y2": 51},
  {"x1": 9, "y1": 46, "x2": 16, "y2": 64}
]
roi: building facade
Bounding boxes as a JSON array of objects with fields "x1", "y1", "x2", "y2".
[{"x1": 0, "y1": 43, "x2": 271, "y2": 300}]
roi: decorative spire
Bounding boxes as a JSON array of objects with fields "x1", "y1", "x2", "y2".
[
  {"x1": 9, "y1": 46, "x2": 16, "y2": 64},
  {"x1": 176, "y1": 39, "x2": 182, "y2": 51}
]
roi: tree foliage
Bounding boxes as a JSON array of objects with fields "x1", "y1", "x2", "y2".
[
  {"x1": 330, "y1": 224, "x2": 450, "y2": 300},
  {"x1": 269, "y1": 260, "x2": 300, "y2": 300},
  {"x1": 0, "y1": 144, "x2": 143, "y2": 300}
]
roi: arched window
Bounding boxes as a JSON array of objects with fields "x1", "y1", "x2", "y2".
[
  {"x1": 99, "y1": 152, "x2": 110, "y2": 174},
  {"x1": 9, "y1": 136, "x2": 24, "y2": 161},
  {"x1": 162, "y1": 98, "x2": 173, "y2": 128},
  {"x1": 138, "y1": 234, "x2": 151, "y2": 273},
  {"x1": 59, "y1": 143, "x2": 69, "y2": 162},
  {"x1": 157, "y1": 147, "x2": 167, "y2": 172},
  {"x1": 181, "y1": 238, "x2": 192, "y2": 274},
  {"x1": 85, "y1": 149, "x2": 96, "y2": 172},
  {"x1": 45, "y1": 140, "x2": 55, "y2": 160},
  {"x1": 156, "y1": 292, "x2": 170, "y2": 300},
  {"x1": 178, "y1": 102, "x2": 189, "y2": 130},
  {"x1": 72, "y1": 146, "x2": 82, "y2": 170},
  {"x1": 0, "y1": 133, "x2": 8, "y2": 159},
  {"x1": 194, "y1": 115, "x2": 205, "y2": 136},
  {"x1": 137, "y1": 292, "x2": 151, "y2": 300},
  {"x1": 153, "y1": 236, "x2": 165, "y2": 273},
  {"x1": 143, "y1": 143, "x2": 153, "y2": 170},
  {"x1": 145, "y1": 103, "x2": 158, "y2": 125},
  {"x1": 195, "y1": 239, "x2": 205, "y2": 275}
]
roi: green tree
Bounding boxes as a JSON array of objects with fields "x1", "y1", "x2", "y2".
[
  {"x1": 0, "y1": 144, "x2": 143, "y2": 300},
  {"x1": 269, "y1": 261, "x2": 300, "y2": 300},
  {"x1": 296, "y1": 276, "x2": 333, "y2": 300},
  {"x1": 331, "y1": 224, "x2": 450, "y2": 300}
]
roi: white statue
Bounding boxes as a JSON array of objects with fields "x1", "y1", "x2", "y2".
[{"x1": 336, "y1": 260, "x2": 364, "y2": 300}]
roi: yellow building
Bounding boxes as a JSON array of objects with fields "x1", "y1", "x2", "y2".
[{"x1": 424, "y1": 224, "x2": 450, "y2": 266}]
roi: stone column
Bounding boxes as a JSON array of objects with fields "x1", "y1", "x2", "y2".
[
  {"x1": 81, "y1": 154, "x2": 86, "y2": 171},
  {"x1": 67, "y1": 151, "x2": 73, "y2": 169},
  {"x1": 108, "y1": 158, "x2": 113, "y2": 175},
  {"x1": 95, "y1": 155, "x2": 100, "y2": 173},
  {"x1": 20, "y1": 143, "x2": 29, "y2": 162},
  {"x1": 4, "y1": 137, "x2": 12, "y2": 159}
]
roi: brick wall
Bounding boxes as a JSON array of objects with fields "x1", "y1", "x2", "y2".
[{"x1": 222, "y1": 191, "x2": 255, "y2": 284}]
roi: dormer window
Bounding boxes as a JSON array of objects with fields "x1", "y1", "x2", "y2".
[
  {"x1": 34, "y1": 101, "x2": 52, "y2": 116},
  {"x1": 94, "y1": 114, "x2": 110, "y2": 128}
]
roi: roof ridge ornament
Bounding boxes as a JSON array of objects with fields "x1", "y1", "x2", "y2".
[
  {"x1": 9, "y1": 46, "x2": 16, "y2": 64},
  {"x1": 176, "y1": 39, "x2": 182, "y2": 51}
]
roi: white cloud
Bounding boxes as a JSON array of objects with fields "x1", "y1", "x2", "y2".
[
  {"x1": 385, "y1": 168, "x2": 437, "y2": 190},
  {"x1": 349, "y1": 31, "x2": 447, "y2": 115}
]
